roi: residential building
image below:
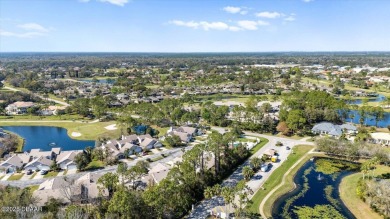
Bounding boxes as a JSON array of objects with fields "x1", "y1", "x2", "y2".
[
  {"x1": 311, "y1": 122, "x2": 357, "y2": 137},
  {"x1": 370, "y1": 132, "x2": 390, "y2": 145},
  {"x1": 56, "y1": 150, "x2": 82, "y2": 170},
  {"x1": 5, "y1": 101, "x2": 35, "y2": 115},
  {"x1": 24, "y1": 156, "x2": 52, "y2": 171},
  {"x1": 0, "y1": 155, "x2": 24, "y2": 173}
]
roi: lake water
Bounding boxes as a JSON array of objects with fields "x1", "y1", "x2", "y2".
[
  {"x1": 344, "y1": 110, "x2": 390, "y2": 127},
  {"x1": 346, "y1": 94, "x2": 387, "y2": 105},
  {"x1": 272, "y1": 159, "x2": 356, "y2": 219},
  {"x1": 1, "y1": 126, "x2": 95, "y2": 152},
  {"x1": 342, "y1": 94, "x2": 390, "y2": 127},
  {"x1": 78, "y1": 78, "x2": 116, "y2": 84}
]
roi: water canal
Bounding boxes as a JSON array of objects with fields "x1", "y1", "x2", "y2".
[{"x1": 272, "y1": 158, "x2": 359, "y2": 219}]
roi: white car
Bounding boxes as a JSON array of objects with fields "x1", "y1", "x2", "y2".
[{"x1": 40, "y1": 169, "x2": 48, "y2": 175}]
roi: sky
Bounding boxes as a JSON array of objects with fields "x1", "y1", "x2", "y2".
[{"x1": 1, "y1": 0, "x2": 390, "y2": 52}]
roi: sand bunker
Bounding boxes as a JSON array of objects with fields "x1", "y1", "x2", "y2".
[
  {"x1": 71, "y1": 132, "x2": 82, "y2": 137},
  {"x1": 105, "y1": 124, "x2": 117, "y2": 130}
]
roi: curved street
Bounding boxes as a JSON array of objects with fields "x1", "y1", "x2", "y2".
[
  {"x1": 187, "y1": 130, "x2": 315, "y2": 219},
  {"x1": 0, "y1": 147, "x2": 186, "y2": 188}
]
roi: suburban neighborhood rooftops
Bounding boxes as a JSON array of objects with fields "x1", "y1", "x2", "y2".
[
  {"x1": 312, "y1": 122, "x2": 357, "y2": 137},
  {"x1": 0, "y1": 155, "x2": 24, "y2": 168},
  {"x1": 8, "y1": 101, "x2": 35, "y2": 108},
  {"x1": 38, "y1": 177, "x2": 71, "y2": 190},
  {"x1": 371, "y1": 132, "x2": 390, "y2": 141}
]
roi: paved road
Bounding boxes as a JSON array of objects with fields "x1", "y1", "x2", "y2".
[
  {"x1": 187, "y1": 130, "x2": 315, "y2": 219},
  {"x1": 0, "y1": 147, "x2": 186, "y2": 188},
  {"x1": 4, "y1": 85, "x2": 70, "y2": 107},
  {"x1": 259, "y1": 148, "x2": 317, "y2": 218}
]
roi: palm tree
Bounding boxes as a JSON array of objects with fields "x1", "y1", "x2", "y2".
[
  {"x1": 361, "y1": 161, "x2": 370, "y2": 180},
  {"x1": 221, "y1": 187, "x2": 235, "y2": 219},
  {"x1": 204, "y1": 187, "x2": 214, "y2": 199},
  {"x1": 250, "y1": 157, "x2": 262, "y2": 171},
  {"x1": 242, "y1": 166, "x2": 254, "y2": 181}
]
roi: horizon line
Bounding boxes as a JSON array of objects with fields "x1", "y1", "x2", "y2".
[{"x1": 1, "y1": 51, "x2": 390, "y2": 53}]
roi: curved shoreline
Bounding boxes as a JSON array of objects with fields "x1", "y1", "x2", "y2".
[
  {"x1": 268, "y1": 158, "x2": 361, "y2": 219},
  {"x1": 258, "y1": 148, "x2": 316, "y2": 218},
  {"x1": 0, "y1": 120, "x2": 114, "y2": 141},
  {"x1": 339, "y1": 173, "x2": 383, "y2": 219},
  {"x1": 2, "y1": 130, "x2": 25, "y2": 152}
]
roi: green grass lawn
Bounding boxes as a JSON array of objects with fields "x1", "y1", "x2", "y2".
[
  {"x1": 63, "y1": 170, "x2": 68, "y2": 175},
  {"x1": 248, "y1": 145, "x2": 314, "y2": 215},
  {"x1": 237, "y1": 137, "x2": 256, "y2": 143},
  {"x1": 340, "y1": 165, "x2": 390, "y2": 219},
  {"x1": 43, "y1": 171, "x2": 59, "y2": 178},
  {"x1": 7, "y1": 173, "x2": 24, "y2": 181},
  {"x1": 150, "y1": 155, "x2": 164, "y2": 162},
  {"x1": 249, "y1": 137, "x2": 269, "y2": 155},
  {"x1": 28, "y1": 185, "x2": 40, "y2": 192},
  {"x1": 0, "y1": 175, "x2": 5, "y2": 180},
  {"x1": 150, "y1": 125, "x2": 170, "y2": 137},
  {"x1": 0, "y1": 120, "x2": 120, "y2": 141},
  {"x1": 29, "y1": 172, "x2": 37, "y2": 179},
  {"x1": 85, "y1": 160, "x2": 105, "y2": 170}
]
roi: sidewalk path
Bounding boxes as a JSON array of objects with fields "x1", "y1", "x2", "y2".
[
  {"x1": 258, "y1": 148, "x2": 316, "y2": 219},
  {"x1": 187, "y1": 130, "x2": 315, "y2": 219}
]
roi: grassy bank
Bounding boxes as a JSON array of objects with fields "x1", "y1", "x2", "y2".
[
  {"x1": 3, "y1": 130, "x2": 25, "y2": 152},
  {"x1": 340, "y1": 165, "x2": 390, "y2": 219},
  {"x1": 248, "y1": 145, "x2": 314, "y2": 215},
  {"x1": 0, "y1": 121, "x2": 120, "y2": 141},
  {"x1": 249, "y1": 138, "x2": 269, "y2": 155},
  {"x1": 7, "y1": 173, "x2": 24, "y2": 181}
]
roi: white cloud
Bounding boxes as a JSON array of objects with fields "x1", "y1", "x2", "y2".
[
  {"x1": 98, "y1": 0, "x2": 129, "y2": 6},
  {"x1": 284, "y1": 16, "x2": 296, "y2": 21},
  {"x1": 237, "y1": 20, "x2": 269, "y2": 30},
  {"x1": 223, "y1": 6, "x2": 241, "y2": 14},
  {"x1": 17, "y1": 23, "x2": 49, "y2": 32},
  {"x1": 303, "y1": 0, "x2": 314, "y2": 2},
  {"x1": 0, "y1": 30, "x2": 46, "y2": 38},
  {"x1": 284, "y1": 14, "x2": 296, "y2": 21},
  {"x1": 199, "y1": 22, "x2": 229, "y2": 31},
  {"x1": 237, "y1": 20, "x2": 258, "y2": 30},
  {"x1": 170, "y1": 20, "x2": 229, "y2": 31},
  {"x1": 255, "y1": 11, "x2": 282, "y2": 19},
  {"x1": 223, "y1": 6, "x2": 248, "y2": 15},
  {"x1": 170, "y1": 19, "x2": 269, "y2": 32}
]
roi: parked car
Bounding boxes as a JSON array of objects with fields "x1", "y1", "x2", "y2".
[
  {"x1": 40, "y1": 170, "x2": 48, "y2": 175},
  {"x1": 25, "y1": 169, "x2": 33, "y2": 175}
]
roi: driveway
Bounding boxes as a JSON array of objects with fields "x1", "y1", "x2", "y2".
[
  {"x1": 187, "y1": 131, "x2": 315, "y2": 219},
  {"x1": 0, "y1": 146, "x2": 192, "y2": 188},
  {"x1": 32, "y1": 173, "x2": 44, "y2": 180},
  {"x1": 20, "y1": 173, "x2": 33, "y2": 181},
  {"x1": 1, "y1": 174, "x2": 12, "y2": 181},
  {"x1": 67, "y1": 169, "x2": 77, "y2": 175}
]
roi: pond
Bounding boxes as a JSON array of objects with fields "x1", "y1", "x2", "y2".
[
  {"x1": 1, "y1": 126, "x2": 95, "y2": 152},
  {"x1": 345, "y1": 94, "x2": 386, "y2": 105},
  {"x1": 344, "y1": 110, "x2": 390, "y2": 127},
  {"x1": 78, "y1": 78, "x2": 116, "y2": 84},
  {"x1": 272, "y1": 158, "x2": 358, "y2": 219}
]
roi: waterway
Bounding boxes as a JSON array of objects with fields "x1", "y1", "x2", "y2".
[
  {"x1": 272, "y1": 158, "x2": 356, "y2": 219},
  {"x1": 346, "y1": 94, "x2": 387, "y2": 105},
  {"x1": 343, "y1": 94, "x2": 390, "y2": 127},
  {"x1": 1, "y1": 126, "x2": 95, "y2": 152},
  {"x1": 78, "y1": 78, "x2": 116, "y2": 84}
]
